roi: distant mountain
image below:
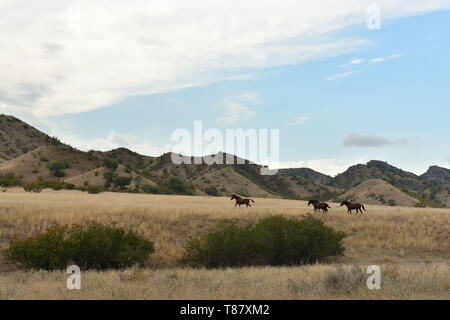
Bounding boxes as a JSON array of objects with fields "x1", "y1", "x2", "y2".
[
  {"x1": 0, "y1": 114, "x2": 447, "y2": 207},
  {"x1": 421, "y1": 166, "x2": 450, "y2": 183},
  {"x1": 338, "y1": 179, "x2": 420, "y2": 207},
  {"x1": 330, "y1": 160, "x2": 449, "y2": 207},
  {"x1": 278, "y1": 167, "x2": 333, "y2": 185}
]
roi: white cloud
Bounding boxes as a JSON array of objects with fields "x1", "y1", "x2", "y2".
[
  {"x1": 332, "y1": 52, "x2": 403, "y2": 78},
  {"x1": 340, "y1": 58, "x2": 363, "y2": 67},
  {"x1": 273, "y1": 158, "x2": 367, "y2": 176},
  {"x1": 58, "y1": 131, "x2": 169, "y2": 156},
  {"x1": 216, "y1": 102, "x2": 256, "y2": 125},
  {"x1": 0, "y1": 1, "x2": 447, "y2": 117},
  {"x1": 368, "y1": 52, "x2": 403, "y2": 65},
  {"x1": 285, "y1": 116, "x2": 310, "y2": 129},
  {"x1": 325, "y1": 70, "x2": 359, "y2": 81},
  {"x1": 350, "y1": 58, "x2": 363, "y2": 65}
]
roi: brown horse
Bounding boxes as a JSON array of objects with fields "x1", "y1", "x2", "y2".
[
  {"x1": 231, "y1": 194, "x2": 255, "y2": 207},
  {"x1": 308, "y1": 200, "x2": 331, "y2": 214},
  {"x1": 340, "y1": 201, "x2": 366, "y2": 215}
]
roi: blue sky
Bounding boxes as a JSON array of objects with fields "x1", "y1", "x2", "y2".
[{"x1": 1, "y1": 1, "x2": 449, "y2": 176}]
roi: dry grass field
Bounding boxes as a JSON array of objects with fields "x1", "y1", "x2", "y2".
[{"x1": 0, "y1": 188, "x2": 448, "y2": 299}]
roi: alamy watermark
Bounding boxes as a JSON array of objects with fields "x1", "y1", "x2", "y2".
[
  {"x1": 170, "y1": 121, "x2": 280, "y2": 175},
  {"x1": 67, "y1": 265, "x2": 81, "y2": 290},
  {"x1": 367, "y1": 5, "x2": 381, "y2": 30},
  {"x1": 366, "y1": 265, "x2": 381, "y2": 289}
]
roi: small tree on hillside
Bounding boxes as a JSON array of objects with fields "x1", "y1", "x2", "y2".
[
  {"x1": 47, "y1": 161, "x2": 69, "y2": 177},
  {"x1": 114, "y1": 176, "x2": 132, "y2": 190}
]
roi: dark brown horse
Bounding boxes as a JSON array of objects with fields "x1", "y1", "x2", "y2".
[
  {"x1": 231, "y1": 194, "x2": 255, "y2": 207},
  {"x1": 340, "y1": 201, "x2": 366, "y2": 215},
  {"x1": 308, "y1": 200, "x2": 331, "y2": 214}
]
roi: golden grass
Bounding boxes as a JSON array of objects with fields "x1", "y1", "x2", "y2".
[
  {"x1": 0, "y1": 263, "x2": 448, "y2": 300},
  {"x1": 0, "y1": 188, "x2": 448, "y2": 267},
  {"x1": 0, "y1": 188, "x2": 448, "y2": 299}
]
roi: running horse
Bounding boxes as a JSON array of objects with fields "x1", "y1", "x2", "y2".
[
  {"x1": 340, "y1": 201, "x2": 366, "y2": 215},
  {"x1": 308, "y1": 200, "x2": 331, "y2": 214},
  {"x1": 231, "y1": 194, "x2": 255, "y2": 207}
]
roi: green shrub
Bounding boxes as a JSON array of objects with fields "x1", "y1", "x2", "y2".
[
  {"x1": 23, "y1": 181, "x2": 43, "y2": 193},
  {"x1": 4, "y1": 223, "x2": 155, "y2": 270},
  {"x1": 114, "y1": 176, "x2": 132, "y2": 189},
  {"x1": 168, "y1": 177, "x2": 186, "y2": 193},
  {"x1": 64, "y1": 183, "x2": 76, "y2": 190},
  {"x1": 103, "y1": 170, "x2": 117, "y2": 188},
  {"x1": 103, "y1": 158, "x2": 118, "y2": 170},
  {"x1": 84, "y1": 185, "x2": 105, "y2": 194},
  {"x1": 183, "y1": 215, "x2": 346, "y2": 268},
  {"x1": 167, "y1": 177, "x2": 195, "y2": 195},
  {"x1": 47, "y1": 161, "x2": 69, "y2": 177},
  {"x1": 0, "y1": 172, "x2": 23, "y2": 187},
  {"x1": 142, "y1": 184, "x2": 159, "y2": 194},
  {"x1": 205, "y1": 186, "x2": 219, "y2": 196}
]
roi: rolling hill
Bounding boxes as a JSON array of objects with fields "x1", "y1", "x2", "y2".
[
  {"x1": 0, "y1": 115, "x2": 56, "y2": 160},
  {"x1": 337, "y1": 179, "x2": 420, "y2": 207},
  {"x1": 278, "y1": 167, "x2": 333, "y2": 185},
  {"x1": 0, "y1": 113, "x2": 447, "y2": 207}
]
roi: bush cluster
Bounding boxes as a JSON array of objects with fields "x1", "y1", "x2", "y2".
[
  {"x1": 4, "y1": 223, "x2": 155, "y2": 270},
  {"x1": 183, "y1": 215, "x2": 346, "y2": 268},
  {"x1": 0, "y1": 172, "x2": 22, "y2": 187},
  {"x1": 47, "y1": 161, "x2": 69, "y2": 177}
]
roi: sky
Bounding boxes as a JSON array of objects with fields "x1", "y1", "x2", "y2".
[{"x1": 0, "y1": 1, "x2": 449, "y2": 176}]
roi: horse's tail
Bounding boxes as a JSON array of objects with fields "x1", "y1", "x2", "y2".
[
  {"x1": 250, "y1": 199, "x2": 255, "y2": 203},
  {"x1": 361, "y1": 205, "x2": 366, "y2": 211}
]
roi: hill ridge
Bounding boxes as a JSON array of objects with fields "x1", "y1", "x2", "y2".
[{"x1": 0, "y1": 114, "x2": 447, "y2": 207}]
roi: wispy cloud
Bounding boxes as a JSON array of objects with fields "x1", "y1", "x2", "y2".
[
  {"x1": 0, "y1": 1, "x2": 447, "y2": 118},
  {"x1": 330, "y1": 52, "x2": 403, "y2": 80},
  {"x1": 339, "y1": 58, "x2": 363, "y2": 68},
  {"x1": 216, "y1": 92, "x2": 260, "y2": 125},
  {"x1": 367, "y1": 53, "x2": 403, "y2": 65},
  {"x1": 216, "y1": 102, "x2": 256, "y2": 125},
  {"x1": 350, "y1": 58, "x2": 363, "y2": 65},
  {"x1": 325, "y1": 71, "x2": 359, "y2": 81},
  {"x1": 284, "y1": 116, "x2": 310, "y2": 129},
  {"x1": 57, "y1": 131, "x2": 170, "y2": 156}
]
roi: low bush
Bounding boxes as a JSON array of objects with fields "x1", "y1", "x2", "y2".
[
  {"x1": 0, "y1": 172, "x2": 23, "y2": 187},
  {"x1": 204, "y1": 186, "x2": 219, "y2": 196},
  {"x1": 4, "y1": 223, "x2": 155, "y2": 270},
  {"x1": 47, "y1": 161, "x2": 69, "y2": 177},
  {"x1": 141, "y1": 184, "x2": 159, "y2": 194},
  {"x1": 183, "y1": 215, "x2": 346, "y2": 268},
  {"x1": 82, "y1": 185, "x2": 105, "y2": 194}
]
